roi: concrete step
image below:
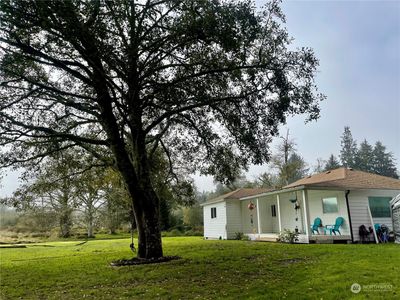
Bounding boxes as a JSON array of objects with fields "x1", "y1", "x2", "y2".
[{"x1": 256, "y1": 237, "x2": 278, "y2": 242}]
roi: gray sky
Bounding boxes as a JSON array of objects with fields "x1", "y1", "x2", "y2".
[
  {"x1": 1, "y1": 1, "x2": 400, "y2": 196},
  {"x1": 194, "y1": 0, "x2": 400, "y2": 192}
]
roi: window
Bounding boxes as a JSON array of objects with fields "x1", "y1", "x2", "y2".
[
  {"x1": 322, "y1": 197, "x2": 338, "y2": 213},
  {"x1": 271, "y1": 205, "x2": 277, "y2": 217},
  {"x1": 211, "y1": 207, "x2": 217, "y2": 219},
  {"x1": 368, "y1": 197, "x2": 392, "y2": 218}
]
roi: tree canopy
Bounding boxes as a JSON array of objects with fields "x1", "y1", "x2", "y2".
[
  {"x1": 338, "y1": 127, "x2": 398, "y2": 178},
  {"x1": 340, "y1": 126, "x2": 357, "y2": 168},
  {"x1": 324, "y1": 154, "x2": 341, "y2": 171},
  {"x1": 0, "y1": 0, "x2": 323, "y2": 259}
]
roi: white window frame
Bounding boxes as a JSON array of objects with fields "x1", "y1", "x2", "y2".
[
  {"x1": 322, "y1": 197, "x2": 339, "y2": 214},
  {"x1": 211, "y1": 207, "x2": 217, "y2": 219}
]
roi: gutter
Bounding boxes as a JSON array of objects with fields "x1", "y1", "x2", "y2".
[
  {"x1": 200, "y1": 199, "x2": 225, "y2": 207},
  {"x1": 345, "y1": 190, "x2": 354, "y2": 243},
  {"x1": 239, "y1": 185, "x2": 306, "y2": 200}
]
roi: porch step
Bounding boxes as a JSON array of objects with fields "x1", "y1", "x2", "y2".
[
  {"x1": 310, "y1": 235, "x2": 352, "y2": 244},
  {"x1": 256, "y1": 237, "x2": 278, "y2": 242}
]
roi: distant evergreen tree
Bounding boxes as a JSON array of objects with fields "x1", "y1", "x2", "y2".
[
  {"x1": 324, "y1": 154, "x2": 341, "y2": 171},
  {"x1": 372, "y1": 142, "x2": 398, "y2": 179},
  {"x1": 287, "y1": 153, "x2": 309, "y2": 183},
  {"x1": 355, "y1": 139, "x2": 374, "y2": 173},
  {"x1": 340, "y1": 126, "x2": 358, "y2": 168}
]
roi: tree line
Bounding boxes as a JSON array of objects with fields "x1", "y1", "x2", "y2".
[
  {"x1": 211, "y1": 126, "x2": 398, "y2": 193},
  {"x1": 1, "y1": 148, "x2": 203, "y2": 239},
  {"x1": 327, "y1": 126, "x2": 398, "y2": 178}
]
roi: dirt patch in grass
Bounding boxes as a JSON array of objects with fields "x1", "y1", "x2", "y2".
[
  {"x1": 278, "y1": 258, "x2": 304, "y2": 265},
  {"x1": 110, "y1": 256, "x2": 181, "y2": 266},
  {"x1": 244, "y1": 255, "x2": 259, "y2": 260}
]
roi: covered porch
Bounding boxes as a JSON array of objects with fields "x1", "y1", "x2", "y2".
[{"x1": 240, "y1": 187, "x2": 352, "y2": 243}]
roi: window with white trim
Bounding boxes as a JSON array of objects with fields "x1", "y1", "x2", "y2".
[
  {"x1": 271, "y1": 205, "x2": 277, "y2": 217},
  {"x1": 211, "y1": 207, "x2": 217, "y2": 219},
  {"x1": 322, "y1": 197, "x2": 338, "y2": 213},
  {"x1": 368, "y1": 197, "x2": 392, "y2": 218}
]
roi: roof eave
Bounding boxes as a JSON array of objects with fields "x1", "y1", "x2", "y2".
[
  {"x1": 302, "y1": 185, "x2": 400, "y2": 191},
  {"x1": 200, "y1": 199, "x2": 225, "y2": 206},
  {"x1": 239, "y1": 185, "x2": 306, "y2": 200}
]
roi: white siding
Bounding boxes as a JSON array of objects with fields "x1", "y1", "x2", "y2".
[
  {"x1": 279, "y1": 192, "x2": 304, "y2": 233},
  {"x1": 307, "y1": 190, "x2": 350, "y2": 235},
  {"x1": 348, "y1": 189, "x2": 399, "y2": 241},
  {"x1": 257, "y1": 196, "x2": 278, "y2": 233},
  {"x1": 241, "y1": 200, "x2": 259, "y2": 234},
  {"x1": 203, "y1": 202, "x2": 227, "y2": 239},
  {"x1": 226, "y1": 200, "x2": 243, "y2": 239},
  {"x1": 259, "y1": 197, "x2": 272, "y2": 233}
]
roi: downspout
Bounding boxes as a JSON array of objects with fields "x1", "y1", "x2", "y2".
[{"x1": 345, "y1": 190, "x2": 354, "y2": 243}]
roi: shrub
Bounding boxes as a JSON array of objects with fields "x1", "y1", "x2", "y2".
[
  {"x1": 241, "y1": 234, "x2": 250, "y2": 241},
  {"x1": 162, "y1": 229, "x2": 184, "y2": 237},
  {"x1": 170, "y1": 225, "x2": 184, "y2": 232},
  {"x1": 277, "y1": 229, "x2": 299, "y2": 244},
  {"x1": 184, "y1": 230, "x2": 203, "y2": 236},
  {"x1": 234, "y1": 232, "x2": 244, "y2": 240},
  {"x1": 30, "y1": 232, "x2": 50, "y2": 238}
]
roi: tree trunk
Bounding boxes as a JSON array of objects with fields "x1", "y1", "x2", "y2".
[
  {"x1": 87, "y1": 216, "x2": 94, "y2": 238},
  {"x1": 96, "y1": 90, "x2": 163, "y2": 259},
  {"x1": 59, "y1": 210, "x2": 71, "y2": 238},
  {"x1": 142, "y1": 205, "x2": 163, "y2": 258},
  {"x1": 58, "y1": 180, "x2": 72, "y2": 238},
  {"x1": 87, "y1": 224, "x2": 93, "y2": 238},
  {"x1": 86, "y1": 206, "x2": 95, "y2": 238},
  {"x1": 129, "y1": 187, "x2": 163, "y2": 259}
]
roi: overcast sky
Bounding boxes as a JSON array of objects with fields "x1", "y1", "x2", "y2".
[
  {"x1": 1, "y1": 0, "x2": 399, "y2": 196},
  {"x1": 194, "y1": 0, "x2": 400, "y2": 192}
]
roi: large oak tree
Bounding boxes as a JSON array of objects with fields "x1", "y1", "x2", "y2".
[{"x1": 0, "y1": 0, "x2": 324, "y2": 259}]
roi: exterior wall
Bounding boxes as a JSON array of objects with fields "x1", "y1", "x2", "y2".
[
  {"x1": 307, "y1": 190, "x2": 350, "y2": 235},
  {"x1": 226, "y1": 200, "x2": 243, "y2": 239},
  {"x1": 257, "y1": 196, "x2": 279, "y2": 233},
  {"x1": 348, "y1": 189, "x2": 399, "y2": 241},
  {"x1": 279, "y1": 191, "x2": 305, "y2": 233},
  {"x1": 261, "y1": 197, "x2": 272, "y2": 233},
  {"x1": 241, "y1": 199, "x2": 259, "y2": 234},
  {"x1": 203, "y1": 202, "x2": 227, "y2": 239},
  {"x1": 239, "y1": 196, "x2": 278, "y2": 235}
]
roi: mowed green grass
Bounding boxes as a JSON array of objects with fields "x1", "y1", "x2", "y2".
[{"x1": 0, "y1": 237, "x2": 399, "y2": 299}]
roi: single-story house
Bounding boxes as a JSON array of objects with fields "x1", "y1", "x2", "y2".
[{"x1": 202, "y1": 168, "x2": 400, "y2": 243}]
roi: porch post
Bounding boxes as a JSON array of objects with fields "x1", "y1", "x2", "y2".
[
  {"x1": 277, "y1": 194, "x2": 282, "y2": 233},
  {"x1": 302, "y1": 189, "x2": 310, "y2": 241},
  {"x1": 256, "y1": 198, "x2": 262, "y2": 235}
]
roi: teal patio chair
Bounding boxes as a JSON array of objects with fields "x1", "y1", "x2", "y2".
[
  {"x1": 310, "y1": 217, "x2": 322, "y2": 234},
  {"x1": 324, "y1": 217, "x2": 344, "y2": 235}
]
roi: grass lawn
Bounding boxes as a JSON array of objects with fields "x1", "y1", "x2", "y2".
[{"x1": 1, "y1": 237, "x2": 399, "y2": 299}]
